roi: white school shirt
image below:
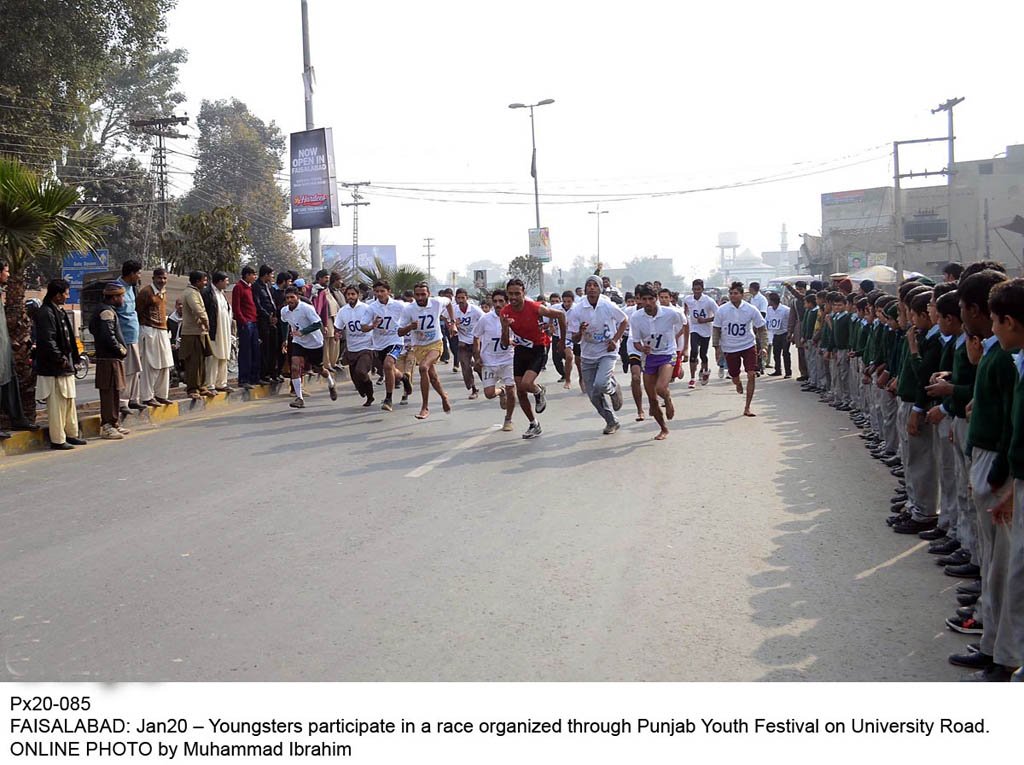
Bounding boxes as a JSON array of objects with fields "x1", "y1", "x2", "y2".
[
  {"x1": 683, "y1": 294, "x2": 717, "y2": 338},
  {"x1": 335, "y1": 301, "x2": 375, "y2": 353},
  {"x1": 369, "y1": 297, "x2": 406, "y2": 350},
  {"x1": 473, "y1": 311, "x2": 514, "y2": 367},
  {"x1": 401, "y1": 296, "x2": 450, "y2": 346},
  {"x1": 749, "y1": 292, "x2": 769, "y2": 315},
  {"x1": 280, "y1": 301, "x2": 325, "y2": 349},
  {"x1": 765, "y1": 304, "x2": 791, "y2": 337},
  {"x1": 566, "y1": 297, "x2": 628, "y2": 361},
  {"x1": 713, "y1": 300, "x2": 766, "y2": 353},
  {"x1": 628, "y1": 305, "x2": 687, "y2": 357},
  {"x1": 454, "y1": 303, "x2": 484, "y2": 346}
]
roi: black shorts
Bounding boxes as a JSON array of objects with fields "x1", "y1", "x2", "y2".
[
  {"x1": 513, "y1": 345, "x2": 548, "y2": 378},
  {"x1": 375, "y1": 345, "x2": 402, "y2": 366},
  {"x1": 289, "y1": 342, "x2": 324, "y2": 367}
]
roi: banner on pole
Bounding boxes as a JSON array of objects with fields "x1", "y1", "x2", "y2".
[
  {"x1": 289, "y1": 128, "x2": 340, "y2": 229},
  {"x1": 474, "y1": 270, "x2": 487, "y2": 289},
  {"x1": 529, "y1": 228, "x2": 551, "y2": 263}
]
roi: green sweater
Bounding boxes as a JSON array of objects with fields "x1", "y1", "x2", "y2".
[
  {"x1": 941, "y1": 337, "x2": 974, "y2": 419},
  {"x1": 1010, "y1": 358, "x2": 1024, "y2": 480},
  {"x1": 907, "y1": 328, "x2": 943, "y2": 411},
  {"x1": 896, "y1": 336, "x2": 918, "y2": 401},
  {"x1": 802, "y1": 307, "x2": 818, "y2": 343},
  {"x1": 832, "y1": 312, "x2": 851, "y2": 350},
  {"x1": 966, "y1": 339, "x2": 1016, "y2": 456}
]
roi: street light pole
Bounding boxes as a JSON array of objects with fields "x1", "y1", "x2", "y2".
[
  {"x1": 509, "y1": 98, "x2": 554, "y2": 295},
  {"x1": 300, "y1": 0, "x2": 321, "y2": 276},
  {"x1": 588, "y1": 205, "x2": 609, "y2": 266}
]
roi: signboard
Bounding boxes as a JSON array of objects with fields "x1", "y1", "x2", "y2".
[
  {"x1": 528, "y1": 228, "x2": 551, "y2": 263},
  {"x1": 847, "y1": 253, "x2": 866, "y2": 271},
  {"x1": 63, "y1": 249, "x2": 109, "y2": 269},
  {"x1": 322, "y1": 245, "x2": 397, "y2": 272},
  {"x1": 289, "y1": 127, "x2": 340, "y2": 230},
  {"x1": 473, "y1": 270, "x2": 487, "y2": 289},
  {"x1": 868, "y1": 252, "x2": 888, "y2": 266}
]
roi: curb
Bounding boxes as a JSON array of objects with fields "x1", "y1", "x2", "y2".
[{"x1": 1, "y1": 380, "x2": 302, "y2": 457}]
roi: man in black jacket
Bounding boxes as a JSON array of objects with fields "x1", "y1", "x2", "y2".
[
  {"x1": 89, "y1": 283, "x2": 130, "y2": 440},
  {"x1": 33, "y1": 279, "x2": 86, "y2": 450},
  {"x1": 253, "y1": 265, "x2": 279, "y2": 383}
]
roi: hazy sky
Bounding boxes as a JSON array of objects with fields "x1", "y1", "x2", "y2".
[{"x1": 164, "y1": 0, "x2": 1022, "y2": 282}]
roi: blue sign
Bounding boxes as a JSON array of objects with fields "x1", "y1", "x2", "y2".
[
  {"x1": 61, "y1": 267, "x2": 102, "y2": 286},
  {"x1": 68, "y1": 287, "x2": 81, "y2": 305},
  {"x1": 63, "y1": 249, "x2": 109, "y2": 269}
]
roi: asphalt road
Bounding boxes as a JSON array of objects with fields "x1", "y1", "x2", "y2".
[{"x1": 1, "y1": 360, "x2": 972, "y2": 681}]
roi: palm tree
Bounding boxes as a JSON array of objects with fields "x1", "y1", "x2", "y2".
[
  {"x1": 0, "y1": 157, "x2": 116, "y2": 421},
  {"x1": 358, "y1": 257, "x2": 429, "y2": 294}
]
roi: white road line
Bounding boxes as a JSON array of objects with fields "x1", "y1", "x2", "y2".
[
  {"x1": 854, "y1": 540, "x2": 929, "y2": 580},
  {"x1": 404, "y1": 425, "x2": 500, "y2": 478}
]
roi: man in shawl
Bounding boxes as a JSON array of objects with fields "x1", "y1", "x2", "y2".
[{"x1": 135, "y1": 267, "x2": 174, "y2": 406}]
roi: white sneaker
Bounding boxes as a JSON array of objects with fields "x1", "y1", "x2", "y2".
[
  {"x1": 116, "y1": 425, "x2": 131, "y2": 435},
  {"x1": 100, "y1": 424, "x2": 123, "y2": 440},
  {"x1": 289, "y1": 396, "x2": 305, "y2": 408},
  {"x1": 609, "y1": 379, "x2": 623, "y2": 411}
]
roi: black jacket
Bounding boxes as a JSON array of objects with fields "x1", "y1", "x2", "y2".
[
  {"x1": 33, "y1": 301, "x2": 80, "y2": 377},
  {"x1": 201, "y1": 285, "x2": 221, "y2": 342},
  {"x1": 254, "y1": 279, "x2": 276, "y2": 320},
  {"x1": 89, "y1": 305, "x2": 127, "y2": 360}
]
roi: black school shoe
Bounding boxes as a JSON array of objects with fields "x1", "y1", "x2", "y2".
[
  {"x1": 893, "y1": 517, "x2": 937, "y2": 534},
  {"x1": 938, "y1": 549, "x2": 971, "y2": 566},
  {"x1": 957, "y1": 592, "x2": 979, "y2": 607},
  {"x1": 946, "y1": 562, "x2": 982, "y2": 578},
  {"x1": 957, "y1": 579, "x2": 982, "y2": 595},
  {"x1": 961, "y1": 664, "x2": 1015, "y2": 682},
  {"x1": 928, "y1": 538, "x2": 961, "y2": 553},
  {"x1": 949, "y1": 650, "x2": 993, "y2": 669},
  {"x1": 887, "y1": 511, "x2": 912, "y2": 527},
  {"x1": 918, "y1": 527, "x2": 946, "y2": 541}
]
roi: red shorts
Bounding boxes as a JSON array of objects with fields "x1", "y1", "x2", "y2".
[{"x1": 725, "y1": 346, "x2": 758, "y2": 377}]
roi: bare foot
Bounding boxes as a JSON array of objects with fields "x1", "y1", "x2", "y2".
[
  {"x1": 415, "y1": 409, "x2": 430, "y2": 420},
  {"x1": 654, "y1": 430, "x2": 669, "y2": 441},
  {"x1": 635, "y1": 412, "x2": 645, "y2": 422},
  {"x1": 734, "y1": 379, "x2": 744, "y2": 394},
  {"x1": 563, "y1": 381, "x2": 571, "y2": 390},
  {"x1": 664, "y1": 397, "x2": 675, "y2": 420},
  {"x1": 441, "y1": 396, "x2": 452, "y2": 413},
  {"x1": 743, "y1": 409, "x2": 757, "y2": 417}
]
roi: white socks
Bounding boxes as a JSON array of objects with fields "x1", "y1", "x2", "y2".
[{"x1": 292, "y1": 378, "x2": 303, "y2": 398}]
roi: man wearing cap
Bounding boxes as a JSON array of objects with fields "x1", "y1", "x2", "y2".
[{"x1": 89, "y1": 283, "x2": 131, "y2": 439}]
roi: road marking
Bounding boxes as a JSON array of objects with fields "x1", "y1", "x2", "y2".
[
  {"x1": 854, "y1": 541, "x2": 929, "y2": 580},
  {"x1": 404, "y1": 425, "x2": 500, "y2": 478}
]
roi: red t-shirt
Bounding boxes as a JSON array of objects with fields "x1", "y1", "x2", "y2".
[{"x1": 499, "y1": 299, "x2": 550, "y2": 348}]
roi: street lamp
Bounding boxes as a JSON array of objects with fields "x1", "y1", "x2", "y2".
[
  {"x1": 509, "y1": 98, "x2": 555, "y2": 293},
  {"x1": 588, "y1": 205, "x2": 609, "y2": 266}
]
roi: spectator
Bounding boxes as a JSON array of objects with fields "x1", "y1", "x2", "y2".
[
  {"x1": 114, "y1": 259, "x2": 143, "y2": 418},
  {"x1": 202, "y1": 270, "x2": 233, "y2": 393},
  {"x1": 180, "y1": 270, "x2": 214, "y2": 401},
  {"x1": 253, "y1": 265, "x2": 279, "y2": 383},
  {"x1": 33, "y1": 279, "x2": 86, "y2": 450},
  {"x1": 942, "y1": 262, "x2": 964, "y2": 283},
  {"x1": 231, "y1": 266, "x2": 260, "y2": 389},
  {"x1": 135, "y1": 268, "x2": 174, "y2": 407},
  {"x1": 89, "y1": 282, "x2": 130, "y2": 440}
]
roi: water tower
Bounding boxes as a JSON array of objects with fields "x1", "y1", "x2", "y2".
[{"x1": 717, "y1": 232, "x2": 740, "y2": 279}]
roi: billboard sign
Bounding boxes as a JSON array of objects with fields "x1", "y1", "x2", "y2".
[
  {"x1": 289, "y1": 127, "x2": 340, "y2": 229},
  {"x1": 473, "y1": 270, "x2": 487, "y2": 289},
  {"x1": 322, "y1": 245, "x2": 398, "y2": 272},
  {"x1": 529, "y1": 227, "x2": 551, "y2": 263}
]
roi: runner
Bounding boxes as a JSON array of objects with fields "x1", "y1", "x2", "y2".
[
  {"x1": 622, "y1": 293, "x2": 646, "y2": 422},
  {"x1": 473, "y1": 288, "x2": 516, "y2": 431},
  {"x1": 393, "y1": 290, "x2": 416, "y2": 405},
  {"x1": 712, "y1": 281, "x2": 769, "y2": 417},
  {"x1": 567, "y1": 275, "x2": 628, "y2": 435},
  {"x1": 368, "y1": 279, "x2": 408, "y2": 412},
  {"x1": 279, "y1": 286, "x2": 337, "y2": 408},
  {"x1": 630, "y1": 285, "x2": 688, "y2": 440},
  {"x1": 397, "y1": 282, "x2": 456, "y2": 420},
  {"x1": 659, "y1": 287, "x2": 690, "y2": 381},
  {"x1": 453, "y1": 288, "x2": 483, "y2": 399},
  {"x1": 559, "y1": 291, "x2": 578, "y2": 391},
  {"x1": 499, "y1": 278, "x2": 566, "y2": 439},
  {"x1": 335, "y1": 285, "x2": 376, "y2": 407},
  {"x1": 683, "y1": 278, "x2": 717, "y2": 389}
]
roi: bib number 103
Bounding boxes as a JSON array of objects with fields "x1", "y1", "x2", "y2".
[{"x1": 726, "y1": 323, "x2": 747, "y2": 337}]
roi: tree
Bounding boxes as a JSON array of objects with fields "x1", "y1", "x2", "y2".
[
  {"x1": 160, "y1": 206, "x2": 249, "y2": 276},
  {"x1": 182, "y1": 99, "x2": 301, "y2": 269},
  {"x1": 507, "y1": 255, "x2": 543, "y2": 293},
  {"x1": 0, "y1": 157, "x2": 116, "y2": 420},
  {"x1": 0, "y1": 0, "x2": 176, "y2": 167},
  {"x1": 358, "y1": 257, "x2": 429, "y2": 294}
]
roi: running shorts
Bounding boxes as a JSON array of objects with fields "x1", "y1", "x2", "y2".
[
  {"x1": 513, "y1": 345, "x2": 548, "y2": 378},
  {"x1": 643, "y1": 353, "x2": 674, "y2": 375},
  {"x1": 483, "y1": 363, "x2": 515, "y2": 388},
  {"x1": 725, "y1": 346, "x2": 758, "y2": 377},
  {"x1": 290, "y1": 342, "x2": 324, "y2": 367},
  {"x1": 376, "y1": 345, "x2": 403, "y2": 366},
  {"x1": 411, "y1": 339, "x2": 444, "y2": 366}
]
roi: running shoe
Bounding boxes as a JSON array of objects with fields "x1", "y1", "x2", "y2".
[
  {"x1": 522, "y1": 421, "x2": 542, "y2": 439},
  {"x1": 688, "y1": 379, "x2": 696, "y2": 389},
  {"x1": 399, "y1": 394, "x2": 409, "y2": 406},
  {"x1": 290, "y1": 397, "x2": 305, "y2": 408},
  {"x1": 498, "y1": 387, "x2": 507, "y2": 409},
  {"x1": 602, "y1": 420, "x2": 621, "y2": 435},
  {"x1": 502, "y1": 419, "x2": 514, "y2": 432},
  {"x1": 945, "y1": 614, "x2": 983, "y2": 635},
  {"x1": 718, "y1": 367, "x2": 725, "y2": 379},
  {"x1": 329, "y1": 383, "x2": 338, "y2": 401},
  {"x1": 534, "y1": 384, "x2": 547, "y2": 414},
  {"x1": 609, "y1": 380, "x2": 623, "y2": 411},
  {"x1": 700, "y1": 370, "x2": 710, "y2": 385},
  {"x1": 381, "y1": 398, "x2": 393, "y2": 412}
]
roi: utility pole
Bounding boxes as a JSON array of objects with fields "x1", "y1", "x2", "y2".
[
  {"x1": 129, "y1": 115, "x2": 189, "y2": 235},
  {"x1": 588, "y1": 205, "x2": 609, "y2": 265},
  {"x1": 340, "y1": 181, "x2": 370, "y2": 275},
  {"x1": 300, "y1": 0, "x2": 321, "y2": 276},
  {"x1": 891, "y1": 134, "x2": 951, "y2": 282},
  {"x1": 423, "y1": 237, "x2": 434, "y2": 287},
  {"x1": 932, "y1": 97, "x2": 964, "y2": 263}
]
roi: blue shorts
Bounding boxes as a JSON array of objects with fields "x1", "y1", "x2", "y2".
[{"x1": 643, "y1": 354, "x2": 674, "y2": 375}]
